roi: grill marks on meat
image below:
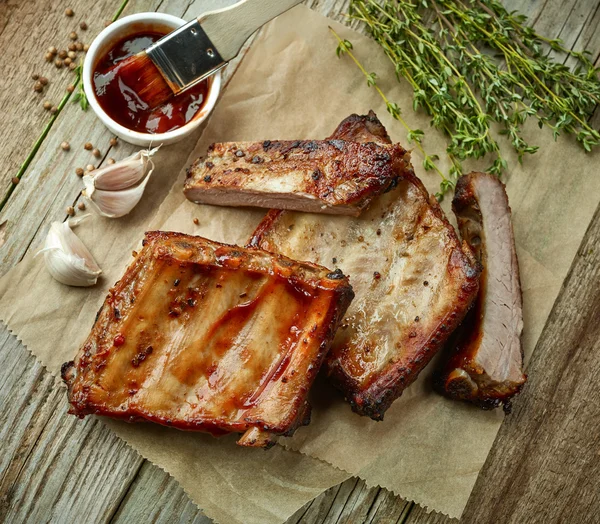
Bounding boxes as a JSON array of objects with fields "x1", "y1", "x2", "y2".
[
  {"x1": 61, "y1": 232, "x2": 353, "y2": 447},
  {"x1": 436, "y1": 173, "x2": 526, "y2": 409},
  {"x1": 184, "y1": 137, "x2": 409, "y2": 216},
  {"x1": 250, "y1": 113, "x2": 480, "y2": 419}
]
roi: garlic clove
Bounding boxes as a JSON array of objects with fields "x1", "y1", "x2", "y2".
[
  {"x1": 40, "y1": 219, "x2": 102, "y2": 287},
  {"x1": 92, "y1": 148, "x2": 158, "y2": 191},
  {"x1": 83, "y1": 171, "x2": 151, "y2": 218}
]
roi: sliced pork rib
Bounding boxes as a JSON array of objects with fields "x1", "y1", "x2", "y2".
[
  {"x1": 184, "y1": 138, "x2": 408, "y2": 216},
  {"x1": 62, "y1": 232, "x2": 353, "y2": 447},
  {"x1": 250, "y1": 113, "x2": 481, "y2": 419},
  {"x1": 436, "y1": 172, "x2": 526, "y2": 409}
]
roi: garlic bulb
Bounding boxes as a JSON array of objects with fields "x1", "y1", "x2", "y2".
[
  {"x1": 39, "y1": 218, "x2": 102, "y2": 287},
  {"x1": 82, "y1": 147, "x2": 158, "y2": 218}
]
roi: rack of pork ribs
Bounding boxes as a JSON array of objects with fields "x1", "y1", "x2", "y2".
[{"x1": 63, "y1": 112, "x2": 525, "y2": 448}]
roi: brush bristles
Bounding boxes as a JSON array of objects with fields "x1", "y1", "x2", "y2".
[{"x1": 117, "y1": 53, "x2": 175, "y2": 110}]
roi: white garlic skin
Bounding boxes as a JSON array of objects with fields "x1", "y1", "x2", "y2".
[
  {"x1": 41, "y1": 220, "x2": 102, "y2": 287},
  {"x1": 83, "y1": 147, "x2": 158, "y2": 218}
]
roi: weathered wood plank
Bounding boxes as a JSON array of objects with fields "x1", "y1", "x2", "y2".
[
  {"x1": 0, "y1": 0, "x2": 120, "y2": 201},
  {"x1": 110, "y1": 461, "x2": 212, "y2": 524}
]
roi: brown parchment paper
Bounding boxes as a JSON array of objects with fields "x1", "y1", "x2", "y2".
[{"x1": 1, "y1": 4, "x2": 599, "y2": 521}]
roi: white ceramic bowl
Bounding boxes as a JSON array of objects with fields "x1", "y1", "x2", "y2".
[{"x1": 83, "y1": 13, "x2": 221, "y2": 146}]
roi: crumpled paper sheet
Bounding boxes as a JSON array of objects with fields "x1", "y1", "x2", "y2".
[{"x1": 1, "y1": 4, "x2": 599, "y2": 521}]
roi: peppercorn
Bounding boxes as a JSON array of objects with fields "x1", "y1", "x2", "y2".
[
  {"x1": 79, "y1": 21, "x2": 88, "y2": 30},
  {"x1": 64, "y1": 58, "x2": 72, "y2": 66},
  {"x1": 67, "y1": 85, "x2": 75, "y2": 93},
  {"x1": 65, "y1": 8, "x2": 74, "y2": 16},
  {"x1": 61, "y1": 141, "x2": 70, "y2": 151},
  {"x1": 54, "y1": 59, "x2": 63, "y2": 68},
  {"x1": 109, "y1": 137, "x2": 118, "y2": 146},
  {"x1": 107, "y1": 158, "x2": 115, "y2": 164},
  {"x1": 11, "y1": 177, "x2": 19, "y2": 185},
  {"x1": 58, "y1": 50, "x2": 68, "y2": 59},
  {"x1": 92, "y1": 148, "x2": 101, "y2": 158},
  {"x1": 33, "y1": 82, "x2": 43, "y2": 93},
  {"x1": 75, "y1": 167, "x2": 84, "y2": 176},
  {"x1": 39, "y1": 77, "x2": 48, "y2": 86},
  {"x1": 66, "y1": 206, "x2": 75, "y2": 216},
  {"x1": 84, "y1": 142, "x2": 93, "y2": 150},
  {"x1": 77, "y1": 202, "x2": 86, "y2": 210},
  {"x1": 69, "y1": 31, "x2": 78, "y2": 41}
]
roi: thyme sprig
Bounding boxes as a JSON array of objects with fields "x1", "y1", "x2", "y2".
[
  {"x1": 72, "y1": 62, "x2": 89, "y2": 111},
  {"x1": 332, "y1": 28, "x2": 455, "y2": 198},
  {"x1": 343, "y1": 0, "x2": 600, "y2": 195}
]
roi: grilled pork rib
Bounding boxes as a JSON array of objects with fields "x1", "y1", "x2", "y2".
[
  {"x1": 436, "y1": 173, "x2": 526, "y2": 408},
  {"x1": 250, "y1": 113, "x2": 480, "y2": 419},
  {"x1": 62, "y1": 232, "x2": 353, "y2": 447},
  {"x1": 184, "y1": 138, "x2": 408, "y2": 216}
]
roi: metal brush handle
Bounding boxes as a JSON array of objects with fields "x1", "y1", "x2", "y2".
[{"x1": 198, "y1": 0, "x2": 303, "y2": 62}]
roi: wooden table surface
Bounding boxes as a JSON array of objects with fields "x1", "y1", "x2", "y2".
[{"x1": 1, "y1": 0, "x2": 599, "y2": 522}]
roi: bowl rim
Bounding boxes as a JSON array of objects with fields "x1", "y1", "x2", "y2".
[{"x1": 83, "y1": 12, "x2": 221, "y2": 144}]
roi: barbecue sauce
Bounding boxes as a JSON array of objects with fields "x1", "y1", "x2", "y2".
[{"x1": 92, "y1": 31, "x2": 210, "y2": 134}]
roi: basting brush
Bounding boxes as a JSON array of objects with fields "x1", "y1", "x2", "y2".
[{"x1": 109, "y1": 0, "x2": 303, "y2": 110}]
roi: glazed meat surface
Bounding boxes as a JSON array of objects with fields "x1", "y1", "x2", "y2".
[
  {"x1": 436, "y1": 172, "x2": 526, "y2": 408},
  {"x1": 250, "y1": 113, "x2": 480, "y2": 419},
  {"x1": 184, "y1": 137, "x2": 408, "y2": 216},
  {"x1": 62, "y1": 232, "x2": 353, "y2": 447}
]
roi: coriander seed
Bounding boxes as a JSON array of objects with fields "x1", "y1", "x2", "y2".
[
  {"x1": 69, "y1": 31, "x2": 78, "y2": 40},
  {"x1": 31, "y1": 73, "x2": 39, "y2": 80},
  {"x1": 84, "y1": 142, "x2": 93, "y2": 150},
  {"x1": 11, "y1": 177, "x2": 19, "y2": 185},
  {"x1": 69, "y1": 62, "x2": 76, "y2": 70},
  {"x1": 68, "y1": 51, "x2": 76, "y2": 59},
  {"x1": 45, "y1": 52, "x2": 54, "y2": 62},
  {"x1": 64, "y1": 58, "x2": 72, "y2": 66},
  {"x1": 33, "y1": 82, "x2": 43, "y2": 92},
  {"x1": 65, "y1": 8, "x2": 74, "y2": 16},
  {"x1": 39, "y1": 77, "x2": 48, "y2": 85},
  {"x1": 109, "y1": 137, "x2": 118, "y2": 146},
  {"x1": 58, "y1": 50, "x2": 68, "y2": 59},
  {"x1": 54, "y1": 58, "x2": 63, "y2": 68},
  {"x1": 43, "y1": 101, "x2": 52, "y2": 110},
  {"x1": 50, "y1": 106, "x2": 58, "y2": 114},
  {"x1": 104, "y1": 20, "x2": 112, "y2": 27},
  {"x1": 66, "y1": 206, "x2": 75, "y2": 216},
  {"x1": 67, "y1": 84, "x2": 75, "y2": 93},
  {"x1": 83, "y1": 44, "x2": 90, "y2": 52},
  {"x1": 61, "y1": 141, "x2": 70, "y2": 151},
  {"x1": 77, "y1": 202, "x2": 86, "y2": 210},
  {"x1": 75, "y1": 42, "x2": 83, "y2": 51},
  {"x1": 86, "y1": 164, "x2": 95, "y2": 171},
  {"x1": 79, "y1": 21, "x2": 88, "y2": 30},
  {"x1": 107, "y1": 158, "x2": 115, "y2": 164},
  {"x1": 48, "y1": 46, "x2": 58, "y2": 55},
  {"x1": 193, "y1": 218, "x2": 200, "y2": 225},
  {"x1": 92, "y1": 148, "x2": 101, "y2": 158},
  {"x1": 68, "y1": 43, "x2": 77, "y2": 52},
  {"x1": 75, "y1": 167, "x2": 84, "y2": 176}
]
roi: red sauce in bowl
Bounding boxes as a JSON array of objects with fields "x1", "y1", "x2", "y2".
[{"x1": 92, "y1": 31, "x2": 210, "y2": 134}]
